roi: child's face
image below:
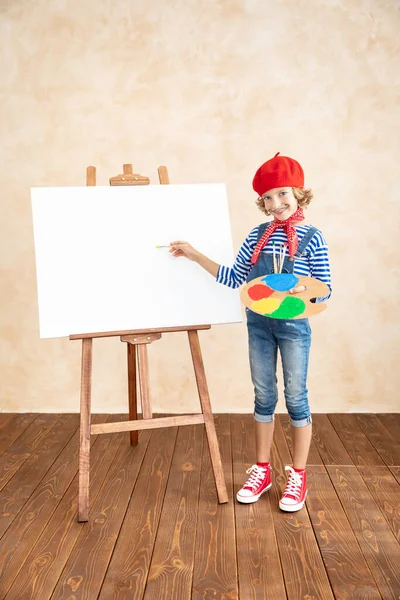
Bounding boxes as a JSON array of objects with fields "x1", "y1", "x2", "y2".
[{"x1": 261, "y1": 187, "x2": 298, "y2": 220}]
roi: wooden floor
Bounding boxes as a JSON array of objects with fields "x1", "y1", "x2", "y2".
[{"x1": 0, "y1": 414, "x2": 399, "y2": 599}]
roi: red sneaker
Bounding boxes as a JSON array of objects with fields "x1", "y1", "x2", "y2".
[
  {"x1": 236, "y1": 463, "x2": 272, "y2": 504},
  {"x1": 279, "y1": 466, "x2": 307, "y2": 512}
]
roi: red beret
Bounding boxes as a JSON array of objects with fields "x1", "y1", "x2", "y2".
[{"x1": 252, "y1": 152, "x2": 304, "y2": 195}]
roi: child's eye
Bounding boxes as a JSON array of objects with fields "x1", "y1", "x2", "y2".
[{"x1": 280, "y1": 191, "x2": 287, "y2": 196}]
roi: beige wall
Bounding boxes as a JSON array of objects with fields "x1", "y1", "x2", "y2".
[{"x1": 1, "y1": 0, "x2": 399, "y2": 414}]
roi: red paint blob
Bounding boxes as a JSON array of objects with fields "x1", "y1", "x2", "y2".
[{"x1": 248, "y1": 284, "x2": 274, "y2": 301}]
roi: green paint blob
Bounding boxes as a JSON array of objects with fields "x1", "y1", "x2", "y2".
[{"x1": 266, "y1": 296, "x2": 306, "y2": 319}]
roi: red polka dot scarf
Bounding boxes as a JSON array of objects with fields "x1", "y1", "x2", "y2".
[{"x1": 250, "y1": 207, "x2": 305, "y2": 265}]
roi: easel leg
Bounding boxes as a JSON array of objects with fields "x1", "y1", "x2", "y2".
[
  {"x1": 127, "y1": 343, "x2": 138, "y2": 446},
  {"x1": 137, "y1": 344, "x2": 153, "y2": 419},
  {"x1": 78, "y1": 338, "x2": 92, "y2": 522},
  {"x1": 188, "y1": 330, "x2": 228, "y2": 503}
]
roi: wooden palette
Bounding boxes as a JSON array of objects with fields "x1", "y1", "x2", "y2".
[{"x1": 240, "y1": 274, "x2": 330, "y2": 319}]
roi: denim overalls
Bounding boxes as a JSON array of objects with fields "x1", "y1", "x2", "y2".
[{"x1": 246, "y1": 222, "x2": 318, "y2": 428}]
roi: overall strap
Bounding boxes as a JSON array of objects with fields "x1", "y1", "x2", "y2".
[
  {"x1": 256, "y1": 221, "x2": 273, "y2": 242},
  {"x1": 295, "y1": 226, "x2": 318, "y2": 257}
]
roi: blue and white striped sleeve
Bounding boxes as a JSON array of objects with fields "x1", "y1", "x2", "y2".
[
  {"x1": 216, "y1": 227, "x2": 258, "y2": 289},
  {"x1": 308, "y1": 231, "x2": 332, "y2": 302}
]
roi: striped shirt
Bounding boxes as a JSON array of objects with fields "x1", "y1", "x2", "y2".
[{"x1": 217, "y1": 224, "x2": 332, "y2": 302}]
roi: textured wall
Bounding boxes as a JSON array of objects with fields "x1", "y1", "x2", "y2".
[{"x1": 1, "y1": 0, "x2": 399, "y2": 413}]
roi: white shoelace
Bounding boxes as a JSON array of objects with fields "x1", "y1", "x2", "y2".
[
  {"x1": 283, "y1": 466, "x2": 303, "y2": 499},
  {"x1": 243, "y1": 464, "x2": 267, "y2": 490}
]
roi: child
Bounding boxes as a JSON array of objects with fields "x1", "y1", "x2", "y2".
[{"x1": 170, "y1": 152, "x2": 331, "y2": 512}]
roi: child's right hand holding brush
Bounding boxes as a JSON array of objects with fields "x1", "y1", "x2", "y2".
[{"x1": 169, "y1": 241, "x2": 220, "y2": 278}]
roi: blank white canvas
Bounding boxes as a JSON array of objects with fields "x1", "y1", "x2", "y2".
[{"x1": 31, "y1": 184, "x2": 243, "y2": 338}]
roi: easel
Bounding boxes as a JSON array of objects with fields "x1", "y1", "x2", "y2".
[{"x1": 71, "y1": 164, "x2": 228, "y2": 522}]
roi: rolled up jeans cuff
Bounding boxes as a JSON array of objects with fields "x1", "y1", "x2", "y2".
[
  {"x1": 290, "y1": 415, "x2": 312, "y2": 428},
  {"x1": 254, "y1": 412, "x2": 275, "y2": 424}
]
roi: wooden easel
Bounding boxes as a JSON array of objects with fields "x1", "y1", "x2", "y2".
[{"x1": 71, "y1": 164, "x2": 228, "y2": 522}]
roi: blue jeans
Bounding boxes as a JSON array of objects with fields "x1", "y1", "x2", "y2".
[{"x1": 246, "y1": 308, "x2": 312, "y2": 427}]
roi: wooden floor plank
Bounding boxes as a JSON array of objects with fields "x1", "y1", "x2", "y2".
[
  {"x1": 377, "y1": 414, "x2": 400, "y2": 444},
  {"x1": 97, "y1": 425, "x2": 178, "y2": 600},
  {"x1": 0, "y1": 414, "x2": 37, "y2": 457},
  {"x1": 0, "y1": 414, "x2": 61, "y2": 492},
  {"x1": 0, "y1": 414, "x2": 79, "y2": 539},
  {"x1": 0, "y1": 414, "x2": 16, "y2": 436},
  {"x1": 312, "y1": 415, "x2": 354, "y2": 466},
  {"x1": 328, "y1": 414, "x2": 385, "y2": 467},
  {"x1": 2, "y1": 415, "x2": 125, "y2": 600},
  {"x1": 0, "y1": 414, "x2": 111, "y2": 599},
  {"x1": 327, "y1": 465, "x2": 400, "y2": 599},
  {"x1": 355, "y1": 415, "x2": 400, "y2": 466},
  {"x1": 357, "y1": 465, "x2": 400, "y2": 543},
  {"x1": 231, "y1": 414, "x2": 286, "y2": 600},
  {"x1": 270, "y1": 419, "x2": 335, "y2": 600},
  {"x1": 191, "y1": 414, "x2": 238, "y2": 600},
  {"x1": 279, "y1": 414, "x2": 324, "y2": 465},
  {"x1": 389, "y1": 466, "x2": 400, "y2": 484},
  {"x1": 50, "y1": 425, "x2": 153, "y2": 600},
  {"x1": 306, "y1": 465, "x2": 381, "y2": 599},
  {"x1": 143, "y1": 424, "x2": 204, "y2": 600}
]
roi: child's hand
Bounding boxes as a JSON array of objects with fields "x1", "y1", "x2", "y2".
[
  {"x1": 289, "y1": 285, "x2": 308, "y2": 294},
  {"x1": 169, "y1": 240, "x2": 200, "y2": 262}
]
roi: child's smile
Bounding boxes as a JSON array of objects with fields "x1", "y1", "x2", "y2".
[{"x1": 272, "y1": 204, "x2": 290, "y2": 216}]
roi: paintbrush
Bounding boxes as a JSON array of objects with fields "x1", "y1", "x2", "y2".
[
  {"x1": 279, "y1": 242, "x2": 285, "y2": 273},
  {"x1": 155, "y1": 244, "x2": 189, "y2": 248}
]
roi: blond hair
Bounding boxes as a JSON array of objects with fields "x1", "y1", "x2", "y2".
[{"x1": 256, "y1": 187, "x2": 313, "y2": 216}]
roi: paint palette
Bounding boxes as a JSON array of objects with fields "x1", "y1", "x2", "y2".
[{"x1": 240, "y1": 274, "x2": 330, "y2": 319}]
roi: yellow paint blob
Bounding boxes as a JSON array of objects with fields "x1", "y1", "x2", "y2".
[{"x1": 251, "y1": 298, "x2": 281, "y2": 314}]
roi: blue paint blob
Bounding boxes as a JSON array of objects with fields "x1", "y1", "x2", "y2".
[{"x1": 261, "y1": 273, "x2": 299, "y2": 292}]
